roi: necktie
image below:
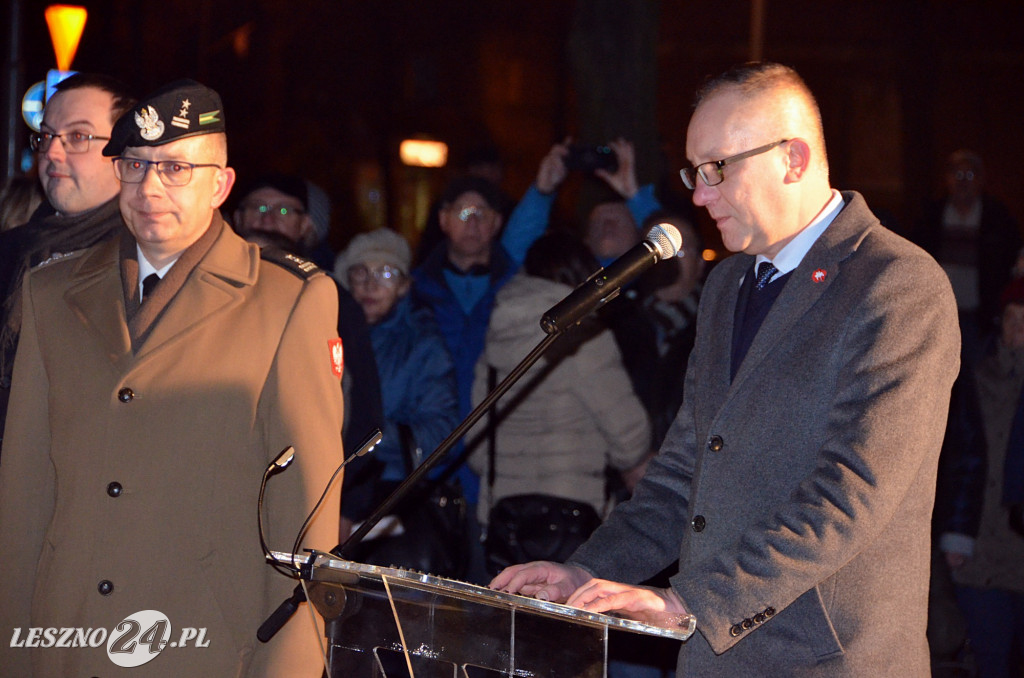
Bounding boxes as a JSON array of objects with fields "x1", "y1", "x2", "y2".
[
  {"x1": 142, "y1": 273, "x2": 160, "y2": 301},
  {"x1": 754, "y1": 262, "x2": 778, "y2": 290}
]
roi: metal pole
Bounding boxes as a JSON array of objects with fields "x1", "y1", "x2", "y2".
[
  {"x1": 749, "y1": 0, "x2": 766, "y2": 62},
  {"x1": 3, "y1": 0, "x2": 25, "y2": 181}
]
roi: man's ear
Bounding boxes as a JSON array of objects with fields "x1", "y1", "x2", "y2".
[
  {"x1": 782, "y1": 139, "x2": 811, "y2": 183},
  {"x1": 211, "y1": 167, "x2": 236, "y2": 209}
]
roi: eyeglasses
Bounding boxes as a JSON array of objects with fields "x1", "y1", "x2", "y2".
[
  {"x1": 679, "y1": 139, "x2": 789, "y2": 190},
  {"x1": 347, "y1": 264, "x2": 405, "y2": 287},
  {"x1": 29, "y1": 130, "x2": 110, "y2": 154},
  {"x1": 239, "y1": 203, "x2": 305, "y2": 219},
  {"x1": 452, "y1": 205, "x2": 494, "y2": 223},
  {"x1": 112, "y1": 157, "x2": 223, "y2": 187}
]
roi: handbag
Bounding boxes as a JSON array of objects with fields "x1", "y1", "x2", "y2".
[
  {"x1": 484, "y1": 493, "x2": 601, "y2": 576},
  {"x1": 482, "y1": 367, "x2": 601, "y2": 575},
  {"x1": 346, "y1": 424, "x2": 468, "y2": 578}
]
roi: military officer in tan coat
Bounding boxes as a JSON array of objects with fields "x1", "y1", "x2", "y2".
[{"x1": 0, "y1": 80, "x2": 344, "y2": 676}]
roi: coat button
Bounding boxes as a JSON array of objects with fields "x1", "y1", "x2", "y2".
[
  {"x1": 117, "y1": 388, "x2": 134, "y2": 403},
  {"x1": 730, "y1": 623, "x2": 743, "y2": 637},
  {"x1": 107, "y1": 482, "x2": 123, "y2": 498},
  {"x1": 741, "y1": 617, "x2": 754, "y2": 630},
  {"x1": 692, "y1": 515, "x2": 706, "y2": 532},
  {"x1": 754, "y1": 612, "x2": 766, "y2": 624},
  {"x1": 765, "y1": 607, "x2": 776, "y2": 617},
  {"x1": 707, "y1": 435, "x2": 724, "y2": 452},
  {"x1": 97, "y1": 580, "x2": 114, "y2": 595}
]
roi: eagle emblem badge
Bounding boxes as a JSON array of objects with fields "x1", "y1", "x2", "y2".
[
  {"x1": 135, "y1": 105, "x2": 165, "y2": 141},
  {"x1": 328, "y1": 338, "x2": 344, "y2": 378}
]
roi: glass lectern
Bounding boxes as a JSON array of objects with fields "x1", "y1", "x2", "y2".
[{"x1": 300, "y1": 553, "x2": 696, "y2": 678}]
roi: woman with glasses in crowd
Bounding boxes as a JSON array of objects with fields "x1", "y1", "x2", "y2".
[{"x1": 335, "y1": 228, "x2": 461, "y2": 565}]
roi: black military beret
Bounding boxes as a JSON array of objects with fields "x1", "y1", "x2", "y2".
[{"x1": 102, "y1": 79, "x2": 225, "y2": 157}]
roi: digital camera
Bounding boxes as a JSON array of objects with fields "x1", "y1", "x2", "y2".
[{"x1": 564, "y1": 144, "x2": 618, "y2": 173}]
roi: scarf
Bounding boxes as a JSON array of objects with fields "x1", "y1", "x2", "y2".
[{"x1": 0, "y1": 198, "x2": 124, "y2": 383}]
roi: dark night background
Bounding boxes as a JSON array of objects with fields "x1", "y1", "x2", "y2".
[{"x1": 4, "y1": 0, "x2": 1024, "y2": 257}]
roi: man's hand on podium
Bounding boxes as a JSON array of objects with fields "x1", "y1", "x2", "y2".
[
  {"x1": 489, "y1": 561, "x2": 592, "y2": 603},
  {"x1": 567, "y1": 579, "x2": 690, "y2": 628},
  {"x1": 490, "y1": 561, "x2": 690, "y2": 629}
]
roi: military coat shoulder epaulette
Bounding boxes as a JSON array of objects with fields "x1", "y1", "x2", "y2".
[
  {"x1": 32, "y1": 250, "x2": 86, "y2": 270},
  {"x1": 259, "y1": 246, "x2": 324, "y2": 280}
]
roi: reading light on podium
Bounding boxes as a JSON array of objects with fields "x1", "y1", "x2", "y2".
[{"x1": 400, "y1": 139, "x2": 448, "y2": 168}]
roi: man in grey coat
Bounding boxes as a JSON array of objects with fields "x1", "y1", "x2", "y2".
[{"x1": 492, "y1": 63, "x2": 960, "y2": 676}]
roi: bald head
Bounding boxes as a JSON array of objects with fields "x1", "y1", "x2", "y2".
[
  {"x1": 685, "y1": 63, "x2": 834, "y2": 258},
  {"x1": 695, "y1": 63, "x2": 828, "y2": 179}
]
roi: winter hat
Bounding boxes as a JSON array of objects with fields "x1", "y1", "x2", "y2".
[{"x1": 335, "y1": 229, "x2": 411, "y2": 288}]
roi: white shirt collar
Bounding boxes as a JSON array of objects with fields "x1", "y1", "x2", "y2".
[
  {"x1": 755, "y1": 189, "x2": 845, "y2": 281},
  {"x1": 137, "y1": 245, "x2": 180, "y2": 296}
]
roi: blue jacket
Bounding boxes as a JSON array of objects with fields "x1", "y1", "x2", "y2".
[
  {"x1": 370, "y1": 295, "x2": 459, "y2": 483},
  {"x1": 510, "y1": 184, "x2": 661, "y2": 265},
  {"x1": 411, "y1": 196, "x2": 547, "y2": 502}
]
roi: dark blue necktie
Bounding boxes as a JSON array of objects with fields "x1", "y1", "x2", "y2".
[{"x1": 754, "y1": 262, "x2": 778, "y2": 290}]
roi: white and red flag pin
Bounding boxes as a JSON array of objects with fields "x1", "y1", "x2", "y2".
[{"x1": 812, "y1": 269, "x2": 827, "y2": 283}]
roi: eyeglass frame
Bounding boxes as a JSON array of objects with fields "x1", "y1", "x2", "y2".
[
  {"x1": 346, "y1": 263, "x2": 407, "y2": 287},
  {"x1": 679, "y1": 139, "x2": 789, "y2": 190},
  {"x1": 238, "y1": 202, "x2": 306, "y2": 219},
  {"x1": 29, "y1": 130, "x2": 111, "y2": 154},
  {"x1": 112, "y1": 156, "x2": 224, "y2": 187}
]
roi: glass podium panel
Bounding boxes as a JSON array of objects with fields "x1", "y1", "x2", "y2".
[{"x1": 300, "y1": 554, "x2": 695, "y2": 678}]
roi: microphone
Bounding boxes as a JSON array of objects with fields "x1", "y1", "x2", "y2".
[
  {"x1": 256, "y1": 427, "x2": 382, "y2": 643},
  {"x1": 540, "y1": 222, "x2": 683, "y2": 334},
  {"x1": 288, "y1": 428, "x2": 382, "y2": 569},
  {"x1": 270, "y1": 446, "x2": 296, "y2": 472},
  {"x1": 259, "y1": 446, "x2": 299, "y2": 577}
]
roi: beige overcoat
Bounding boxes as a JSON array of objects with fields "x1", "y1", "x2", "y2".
[{"x1": 0, "y1": 220, "x2": 344, "y2": 676}]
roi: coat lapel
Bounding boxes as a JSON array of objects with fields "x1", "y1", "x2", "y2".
[
  {"x1": 700, "y1": 254, "x2": 749, "y2": 411},
  {"x1": 134, "y1": 224, "x2": 259, "y2": 361},
  {"x1": 727, "y1": 192, "x2": 874, "y2": 395},
  {"x1": 63, "y1": 240, "x2": 132, "y2": 367}
]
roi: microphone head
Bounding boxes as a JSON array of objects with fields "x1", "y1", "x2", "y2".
[
  {"x1": 646, "y1": 223, "x2": 684, "y2": 260},
  {"x1": 271, "y1": 446, "x2": 296, "y2": 472}
]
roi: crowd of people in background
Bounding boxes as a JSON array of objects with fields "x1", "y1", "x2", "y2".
[{"x1": 0, "y1": 66, "x2": 1022, "y2": 678}]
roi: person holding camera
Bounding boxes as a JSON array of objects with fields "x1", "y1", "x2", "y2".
[
  {"x1": 411, "y1": 174, "x2": 550, "y2": 583},
  {"x1": 505, "y1": 137, "x2": 661, "y2": 266}
]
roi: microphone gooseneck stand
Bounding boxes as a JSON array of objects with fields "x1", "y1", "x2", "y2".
[
  {"x1": 258, "y1": 220, "x2": 684, "y2": 643},
  {"x1": 258, "y1": 330, "x2": 563, "y2": 643},
  {"x1": 340, "y1": 331, "x2": 562, "y2": 555}
]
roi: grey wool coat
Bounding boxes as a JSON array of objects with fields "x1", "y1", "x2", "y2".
[
  {"x1": 0, "y1": 219, "x2": 344, "y2": 677},
  {"x1": 571, "y1": 192, "x2": 961, "y2": 677}
]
